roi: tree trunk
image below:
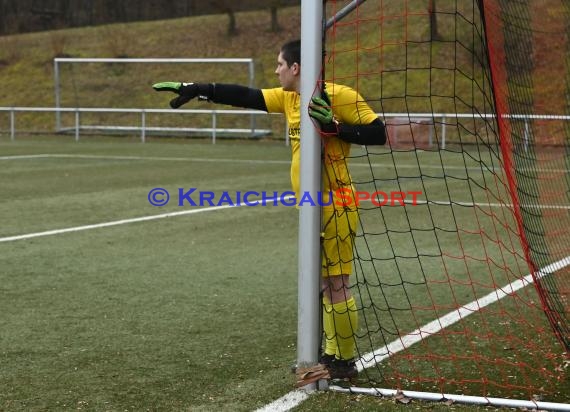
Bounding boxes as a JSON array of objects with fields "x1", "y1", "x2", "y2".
[
  {"x1": 227, "y1": 8, "x2": 237, "y2": 36},
  {"x1": 269, "y1": 6, "x2": 281, "y2": 32},
  {"x1": 0, "y1": 0, "x2": 6, "y2": 33}
]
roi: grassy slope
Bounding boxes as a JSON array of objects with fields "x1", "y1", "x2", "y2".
[
  {"x1": 0, "y1": 1, "x2": 490, "y2": 146},
  {"x1": 0, "y1": 7, "x2": 302, "y2": 108},
  {"x1": 0, "y1": 1, "x2": 481, "y2": 114}
]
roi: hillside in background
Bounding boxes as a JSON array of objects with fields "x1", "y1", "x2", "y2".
[
  {"x1": 0, "y1": 1, "x2": 491, "y2": 140},
  {"x1": 0, "y1": 5, "x2": 301, "y2": 108},
  {"x1": 0, "y1": 0, "x2": 300, "y2": 35}
]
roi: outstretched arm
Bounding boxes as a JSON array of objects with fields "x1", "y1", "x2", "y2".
[{"x1": 152, "y1": 82, "x2": 268, "y2": 111}]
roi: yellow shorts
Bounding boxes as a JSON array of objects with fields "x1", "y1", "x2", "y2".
[{"x1": 321, "y1": 205, "x2": 358, "y2": 277}]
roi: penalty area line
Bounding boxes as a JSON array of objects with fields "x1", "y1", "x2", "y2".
[
  {"x1": 0, "y1": 195, "x2": 296, "y2": 243},
  {"x1": 0, "y1": 205, "x2": 236, "y2": 243}
]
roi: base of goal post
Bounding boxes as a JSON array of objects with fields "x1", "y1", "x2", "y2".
[{"x1": 328, "y1": 385, "x2": 570, "y2": 411}]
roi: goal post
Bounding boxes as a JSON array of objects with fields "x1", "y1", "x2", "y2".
[
  {"x1": 52, "y1": 57, "x2": 263, "y2": 137},
  {"x1": 296, "y1": 0, "x2": 324, "y2": 382}
]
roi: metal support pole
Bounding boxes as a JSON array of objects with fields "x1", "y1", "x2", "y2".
[
  {"x1": 523, "y1": 119, "x2": 529, "y2": 152},
  {"x1": 248, "y1": 60, "x2": 256, "y2": 137},
  {"x1": 325, "y1": 0, "x2": 368, "y2": 30},
  {"x1": 441, "y1": 115, "x2": 446, "y2": 150},
  {"x1": 329, "y1": 386, "x2": 570, "y2": 411},
  {"x1": 10, "y1": 109, "x2": 15, "y2": 141},
  {"x1": 212, "y1": 111, "x2": 217, "y2": 144},
  {"x1": 297, "y1": 0, "x2": 323, "y2": 389},
  {"x1": 141, "y1": 110, "x2": 146, "y2": 143},
  {"x1": 75, "y1": 109, "x2": 80, "y2": 142},
  {"x1": 54, "y1": 59, "x2": 61, "y2": 132}
]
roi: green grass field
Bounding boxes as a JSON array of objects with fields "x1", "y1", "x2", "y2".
[
  {"x1": 1, "y1": 136, "x2": 568, "y2": 411},
  {"x1": 0, "y1": 1, "x2": 568, "y2": 410},
  {"x1": 1, "y1": 137, "x2": 298, "y2": 411}
]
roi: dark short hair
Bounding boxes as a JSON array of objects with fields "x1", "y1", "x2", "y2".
[{"x1": 280, "y1": 39, "x2": 301, "y2": 67}]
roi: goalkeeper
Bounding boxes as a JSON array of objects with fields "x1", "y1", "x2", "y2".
[{"x1": 153, "y1": 39, "x2": 386, "y2": 381}]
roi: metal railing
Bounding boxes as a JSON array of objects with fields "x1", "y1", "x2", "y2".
[
  {"x1": 1, "y1": 106, "x2": 568, "y2": 147},
  {"x1": 0, "y1": 107, "x2": 277, "y2": 144}
]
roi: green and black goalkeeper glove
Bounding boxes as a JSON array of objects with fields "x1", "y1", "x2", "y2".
[
  {"x1": 152, "y1": 81, "x2": 201, "y2": 108},
  {"x1": 308, "y1": 90, "x2": 338, "y2": 133}
]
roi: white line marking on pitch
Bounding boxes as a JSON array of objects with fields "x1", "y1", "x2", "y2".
[
  {"x1": 254, "y1": 390, "x2": 312, "y2": 412},
  {"x1": 256, "y1": 256, "x2": 570, "y2": 412},
  {"x1": 0, "y1": 153, "x2": 291, "y2": 165},
  {"x1": 0, "y1": 196, "x2": 296, "y2": 243},
  {"x1": 0, "y1": 154, "x2": 53, "y2": 160},
  {"x1": 0, "y1": 205, "x2": 239, "y2": 243},
  {"x1": 1, "y1": 195, "x2": 568, "y2": 243},
  {"x1": 356, "y1": 255, "x2": 570, "y2": 369},
  {"x1": 3, "y1": 153, "x2": 566, "y2": 173}
]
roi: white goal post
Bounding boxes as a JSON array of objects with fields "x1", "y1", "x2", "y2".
[{"x1": 52, "y1": 57, "x2": 260, "y2": 136}]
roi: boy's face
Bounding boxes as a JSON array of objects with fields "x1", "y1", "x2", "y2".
[{"x1": 275, "y1": 51, "x2": 299, "y2": 92}]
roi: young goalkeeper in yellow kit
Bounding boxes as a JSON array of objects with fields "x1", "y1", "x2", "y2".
[{"x1": 153, "y1": 39, "x2": 386, "y2": 381}]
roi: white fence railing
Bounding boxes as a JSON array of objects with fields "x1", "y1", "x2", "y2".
[
  {"x1": 0, "y1": 107, "x2": 277, "y2": 144},
  {"x1": 1, "y1": 106, "x2": 568, "y2": 147}
]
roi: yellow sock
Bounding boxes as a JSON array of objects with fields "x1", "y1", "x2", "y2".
[
  {"x1": 322, "y1": 301, "x2": 337, "y2": 356},
  {"x1": 331, "y1": 297, "x2": 358, "y2": 360}
]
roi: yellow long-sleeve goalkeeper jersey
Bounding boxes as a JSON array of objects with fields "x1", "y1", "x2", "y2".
[{"x1": 261, "y1": 83, "x2": 378, "y2": 205}]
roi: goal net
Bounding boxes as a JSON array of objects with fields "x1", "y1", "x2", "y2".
[{"x1": 320, "y1": 0, "x2": 569, "y2": 406}]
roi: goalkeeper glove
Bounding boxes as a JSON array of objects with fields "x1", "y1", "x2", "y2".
[
  {"x1": 308, "y1": 90, "x2": 338, "y2": 133},
  {"x1": 152, "y1": 81, "x2": 204, "y2": 108}
]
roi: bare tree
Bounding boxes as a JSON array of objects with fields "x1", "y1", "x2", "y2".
[
  {"x1": 269, "y1": 0, "x2": 295, "y2": 32},
  {"x1": 270, "y1": 7, "x2": 282, "y2": 32},
  {"x1": 211, "y1": 0, "x2": 238, "y2": 36},
  {"x1": 0, "y1": 0, "x2": 7, "y2": 33}
]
